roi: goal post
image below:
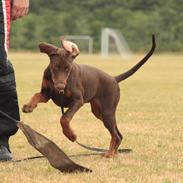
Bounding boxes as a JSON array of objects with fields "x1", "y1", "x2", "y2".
[
  {"x1": 65, "y1": 35, "x2": 93, "y2": 54},
  {"x1": 101, "y1": 28, "x2": 133, "y2": 58}
]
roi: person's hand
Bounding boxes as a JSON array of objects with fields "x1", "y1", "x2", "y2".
[{"x1": 11, "y1": 0, "x2": 29, "y2": 21}]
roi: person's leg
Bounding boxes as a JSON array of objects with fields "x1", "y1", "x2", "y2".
[{"x1": 0, "y1": 0, "x2": 19, "y2": 160}]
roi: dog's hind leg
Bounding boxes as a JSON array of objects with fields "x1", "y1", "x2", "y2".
[
  {"x1": 101, "y1": 110, "x2": 122, "y2": 158},
  {"x1": 90, "y1": 87, "x2": 122, "y2": 157},
  {"x1": 115, "y1": 126, "x2": 123, "y2": 153}
]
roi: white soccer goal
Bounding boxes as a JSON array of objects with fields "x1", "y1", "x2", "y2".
[
  {"x1": 65, "y1": 35, "x2": 93, "y2": 54},
  {"x1": 101, "y1": 28, "x2": 133, "y2": 58}
]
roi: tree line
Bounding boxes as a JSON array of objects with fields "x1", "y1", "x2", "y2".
[{"x1": 10, "y1": 0, "x2": 183, "y2": 53}]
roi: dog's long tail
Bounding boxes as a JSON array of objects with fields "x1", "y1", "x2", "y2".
[{"x1": 115, "y1": 34, "x2": 156, "y2": 83}]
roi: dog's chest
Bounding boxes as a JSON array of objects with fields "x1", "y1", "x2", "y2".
[{"x1": 50, "y1": 89, "x2": 73, "y2": 108}]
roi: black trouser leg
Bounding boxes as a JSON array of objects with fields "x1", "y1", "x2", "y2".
[
  {"x1": 0, "y1": 61, "x2": 19, "y2": 151},
  {"x1": 0, "y1": 0, "x2": 19, "y2": 152}
]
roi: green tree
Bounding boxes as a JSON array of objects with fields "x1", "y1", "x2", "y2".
[{"x1": 10, "y1": 0, "x2": 183, "y2": 53}]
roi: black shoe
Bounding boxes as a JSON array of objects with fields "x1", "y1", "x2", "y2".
[{"x1": 0, "y1": 145, "x2": 12, "y2": 161}]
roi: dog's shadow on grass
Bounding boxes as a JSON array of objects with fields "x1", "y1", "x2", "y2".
[
  {"x1": 14, "y1": 148, "x2": 132, "y2": 162},
  {"x1": 70, "y1": 148, "x2": 132, "y2": 158}
]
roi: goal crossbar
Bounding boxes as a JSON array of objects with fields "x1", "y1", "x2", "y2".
[{"x1": 65, "y1": 35, "x2": 93, "y2": 54}]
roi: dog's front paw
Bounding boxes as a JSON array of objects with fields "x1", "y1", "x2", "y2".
[
  {"x1": 63, "y1": 129, "x2": 77, "y2": 142},
  {"x1": 68, "y1": 133, "x2": 77, "y2": 142},
  {"x1": 22, "y1": 104, "x2": 34, "y2": 113}
]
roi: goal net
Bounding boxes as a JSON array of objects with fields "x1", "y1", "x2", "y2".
[
  {"x1": 65, "y1": 35, "x2": 93, "y2": 54},
  {"x1": 101, "y1": 28, "x2": 133, "y2": 58}
]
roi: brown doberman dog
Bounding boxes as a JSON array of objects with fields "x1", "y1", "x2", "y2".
[{"x1": 22, "y1": 35, "x2": 156, "y2": 158}]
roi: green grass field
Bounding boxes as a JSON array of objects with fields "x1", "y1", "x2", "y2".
[{"x1": 0, "y1": 53, "x2": 183, "y2": 183}]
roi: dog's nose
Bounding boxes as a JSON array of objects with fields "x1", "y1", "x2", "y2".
[{"x1": 55, "y1": 83, "x2": 65, "y2": 92}]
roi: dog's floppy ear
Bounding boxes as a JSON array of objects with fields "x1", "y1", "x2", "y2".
[
  {"x1": 60, "y1": 37, "x2": 80, "y2": 58},
  {"x1": 38, "y1": 42, "x2": 60, "y2": 56}
]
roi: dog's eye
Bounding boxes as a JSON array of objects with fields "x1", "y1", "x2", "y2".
[{"x1": 54, "y1": 65, "x2": 60, "y2": 71}]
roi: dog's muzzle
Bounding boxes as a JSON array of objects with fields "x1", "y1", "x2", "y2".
[{"x1": 55, "y1": 82, "x2": 65, "y2": 93}]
